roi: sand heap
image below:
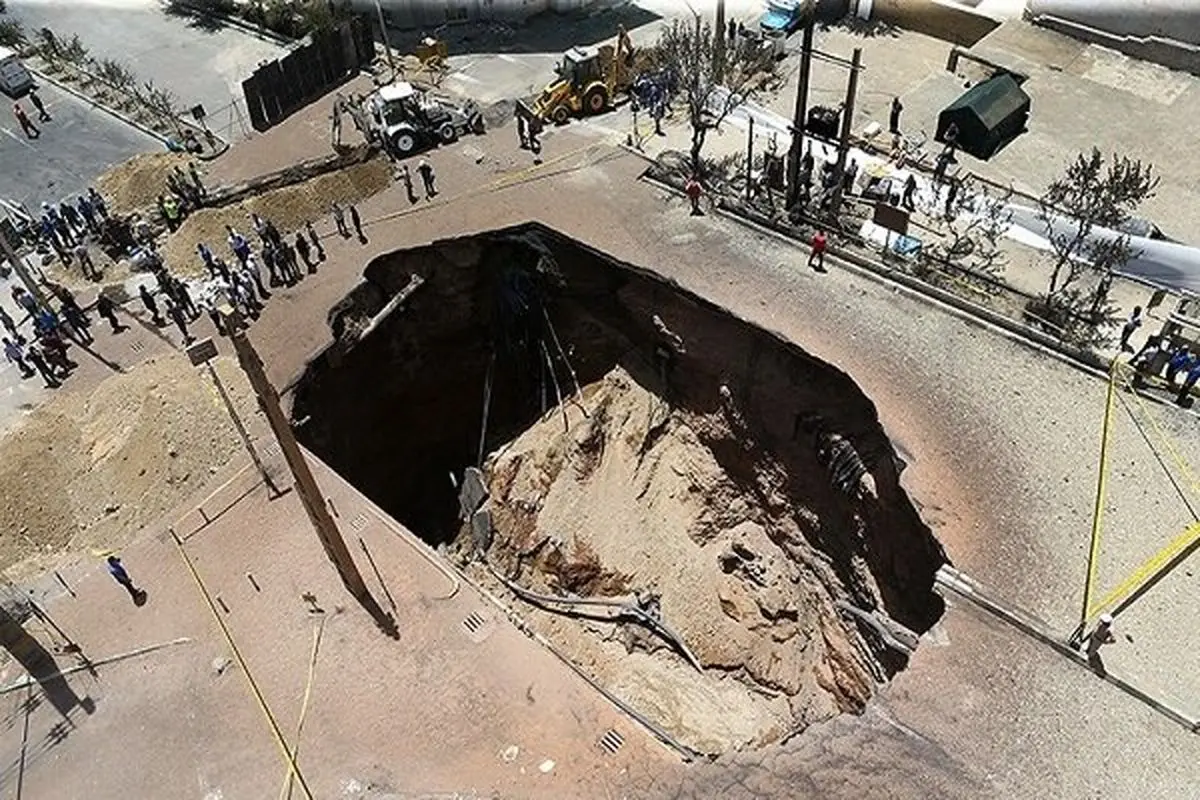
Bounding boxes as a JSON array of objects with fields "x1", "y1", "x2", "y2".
[
  {"x1": 95, "y1": 151, "x2": 193, "y2": 216},
  {"x1": 160, "y1": 158, "x2": 392, "y2": 274},
  {"x1": 466, "y1": 365, "x2": 888, "y2": 754},
  {"x1": 0, "y1": 354, "x2": 259, "y2": 574}
]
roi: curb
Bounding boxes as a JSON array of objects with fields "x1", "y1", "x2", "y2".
[
  {"x1": 638, "y1": 172, "x2": 1195, "y2": 408},
  {"x1": 32, "y1": 66, "x2": 171, "y2": 147},
  {"x1": 31, "y1": 65, "x2": 232, "y2": 161},
  {"x1": 158, "y1": 0, "x2": 297, "y2": 47}
]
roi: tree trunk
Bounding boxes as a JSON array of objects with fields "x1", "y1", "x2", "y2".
[{"x1": 690, "y1": 126, "x2": 707, "y2": 178}]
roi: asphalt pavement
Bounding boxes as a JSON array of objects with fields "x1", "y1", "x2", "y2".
[
  {"x1": 4, "y1": 0, "x2": 285, "y2": 137},
  {"x1": 0, "y1": 81, "x2": 158, "y2": 210}
]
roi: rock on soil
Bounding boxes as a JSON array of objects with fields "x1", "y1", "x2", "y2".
[
  {"x1": 0, "y1": 354, "x2": 259, "y2": 575},
  {"x1": 464, "y1": 365, "x2": 883, "y2": 753},
  {"x1": 160, "y1": 158, "x2": 392, "y2": 275},
  {"x1": 95, "y1": 151, "x2": 193, "y2": 216}
]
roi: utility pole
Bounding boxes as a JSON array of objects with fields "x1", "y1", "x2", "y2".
[
  {"x1": 714, "y1": 0, "x2": 727, "y2": 84},
  {"x1": 0, "y1": 224, "x2": 49, "y2": 311},
  {"x1": 785, "y1": 15, "x2": 816, "y2": 209},
  {"x1": 745, "y1": 115, "x2": 755, "y2": 202},
  {"x1": 221, "y1": 309, "x2": 394, "y2": 635},
  {"x1": 829, "y1": 47, "x2": 862, "y2": 217}
]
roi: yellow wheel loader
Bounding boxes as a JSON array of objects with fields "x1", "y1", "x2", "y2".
[{"x1": 516, "y1": 26, "x2": 637, "y2": 126}]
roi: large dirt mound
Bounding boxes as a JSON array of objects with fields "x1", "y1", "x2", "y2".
[
  {"x1": 160, "y1": 158, "x2": 392, "y2": 275},
  {"x1": 95, "y1": 151, "x2": 193, "y2": 216},
  {"x1": 470, "y1": 366, "x2": 883, "y2": 752},
  {"x1": 0, "y1": 355, "x2": 259, "y2": 574}
]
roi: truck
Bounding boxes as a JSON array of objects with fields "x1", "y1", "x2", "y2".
[
  {"x1": 758, "y1": 0, "x2": 814, "y2": 35},
  {"x1": 366, "y1": 81, "x2": 485, "y2": 157}
]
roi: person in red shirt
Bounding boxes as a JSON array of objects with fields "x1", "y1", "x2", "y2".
[
  {"x1": 685, "y1": 175, "x2": 703, "y2": 215},
  {"x1": 809, "y1": 228, "x2": 828, "y2": 272},
  {"x1": 13, "y1": 103, "x2": 38, "y2": 139}
]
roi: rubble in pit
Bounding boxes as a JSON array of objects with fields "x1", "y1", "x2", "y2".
[{"x1": 288, "y1": 223, "x2": 947, "y2": 755}]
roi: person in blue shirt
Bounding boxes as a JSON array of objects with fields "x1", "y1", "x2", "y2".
[
  {"x1": 106, "y1": 555, "x2": 144, "y2": 603},
  {"x1": 1177, "y1": 360, "x2": 1200, "y2": 406},
  {"x1": 1165, "y1": 346, "x2": 1194, "y2": 385}
]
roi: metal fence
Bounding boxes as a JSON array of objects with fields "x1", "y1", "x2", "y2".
[{"x1": 241, "y1": 17, "x2": 375, "y2": 133}]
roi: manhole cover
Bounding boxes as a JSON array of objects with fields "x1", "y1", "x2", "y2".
[{"x1": 599, "y1": 729, "x2": 624, "y2": 754}]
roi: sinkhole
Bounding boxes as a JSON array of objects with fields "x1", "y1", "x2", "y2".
[{"x1": 290, "y1": 223, "x2": 948, "y2": 753}]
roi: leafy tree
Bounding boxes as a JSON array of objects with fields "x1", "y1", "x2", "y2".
[{"x1": 651, "y1": 18, "x2": 763, "y2": 177}]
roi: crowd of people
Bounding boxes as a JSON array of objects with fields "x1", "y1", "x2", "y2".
[{"x1": 1, "y1": 283, "x2": 95, "y2": 388}]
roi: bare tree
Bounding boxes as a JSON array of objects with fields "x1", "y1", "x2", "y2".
[
  {"x1": 652, "y1": 17, "x2": 764, "y2": 177},
  {"x1": 940, "y1": 184, "x2": 1013, "y2": 277},
  {"x1": 1038, "y1": 148, "x2": 1157, "y2": 301}
]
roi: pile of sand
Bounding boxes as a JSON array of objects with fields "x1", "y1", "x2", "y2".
[
  {"x1": 468, "y1": 366, "x2": 878, "y2": 753},
  {"x1": 0, "y1": 354, "x2": 260, "y2": 574},
  {"x1": 160, "y1": 158, "x2": 393, "y2": 275},
  {"x1": 95, "y1": 151, "x2": 193, "y2": 216}
]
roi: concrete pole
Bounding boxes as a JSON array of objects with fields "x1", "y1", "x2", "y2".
[
  {"x1": 0, "y1": 224, "x2": 49, "y2": 311},
  {"x1": 829, "y1": 47, "x2": 863, "y2": 218},
  {"x1": 785, "y1": 16, "x2": 816, "y2": 208},
  {"x1": 714, "y1": 0, "x2": 727, "y2": 84},
  {"x1": 745, "y1": 115, "x2": 755, "y2": 202},
  {"x1": 222, "y1": 317, "x2": 372, "y2": 603}
]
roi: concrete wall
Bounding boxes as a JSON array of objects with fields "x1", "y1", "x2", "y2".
[
  {"x1": 1028, "y1": 0, "x2": 1200, "y2": 46},
  {"x1": 1028, "y1": 0, "x2": 1200, "y2": 75},
  {"x1": 865, "y1": 0, "x2": 1001, "y2": 47}
]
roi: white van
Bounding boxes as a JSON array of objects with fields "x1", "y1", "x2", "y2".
[{"x1": 0, "y1": 47, "x2": 34, "y2": 97}]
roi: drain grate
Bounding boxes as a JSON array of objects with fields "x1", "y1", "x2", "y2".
[
  {"x1": 599, "y1": 729, "x2": 624, "y2": 754},
  {"x1": 262, "y1": 442, "x2": 281, "y2": 459},
  {"x1": 349, "y1": 512, "x2": 368, "y2": 532},
  {"x1": 129, "y1": 340, "x2": 146, "y2": 353},
  {"x1": 462, "y1": 611, "x2": 487, "y2": 635},
  {"x1": 460, "y1": 610, "x2": 496, "y2": 643}
]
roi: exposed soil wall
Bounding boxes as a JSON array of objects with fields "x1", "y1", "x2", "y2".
[{"x1": 290, "y1": 223, "x2": 947, "y2": 751}]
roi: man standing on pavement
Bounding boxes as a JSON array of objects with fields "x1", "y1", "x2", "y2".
[
  {"x1": 244, "y1": 252, "x2": 269, "y2": 299},
  {"x1": 95, "y1": 293, "x2": 123, "y2": 333},
  {"x1": 685, "y1": 175, "x2": 703, "y2": 216},
  {"x1": 305, "y1": 221, "x2": 325, "y2": 261},
  {"x1": 809, "y1": 228, "x2": 828, "y2": 273},
  {"x1": 1120, "y1": 305, "x2": 1143, "y2": 353},
  {"x1": 295, "y1": 231, "x2": 313, "y2": 272},
  {"x1": 77, "y1": 195, "x2": 99, "y2": 234},
  {"x1": 331, "y1": 203, "x2": 349, "y2": 238},
  {"x1": 226, "y1": 226, "x2": 251, "y2": 267},
  {"x1": 13, "y1": 103, "x2": 38, "y2": 138},
  {"x1": 164, "y1": 297, "x2": 193, "y2": 344},
  {"x1": 943, "y1": 179, "x2": 960, "y2": 219},
  {"x1": 139, "y1": 284, "x2": 163, "y2": 326},
  {"x1": 106, "y1": 555, "x2": 145, "y2": 604},
  {"x1": 0, "y1": 304, "x2": 23, "y2": 344},
  {"x1": 349, "y1": 204, "x2": 365, "y2": 242},
  {"x1": 901, "y1": 173, "x2": 918, "y2": 211},
  {"x1": 417, "y1": 159, "x2": 437, "y2": 199},
  {"x1": 889, "y1": 97, "x2": 903, "y2": 135},
  {"x1": 27, "y1": 88, "x2": 51, "y2": 122},
  {"x1": 24, "y1": 343, "x2": 59, "y2": 387},
  {"x1": 3, "y1": 337, "x2": 33, "y2": 377},
  {"x1": 399, "y1": 165, "x2": 416, "y2": 205}
]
